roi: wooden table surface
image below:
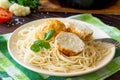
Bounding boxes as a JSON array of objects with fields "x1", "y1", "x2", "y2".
[{"x1": 0, "y1": 10, "x2": 120, "y2": 80}]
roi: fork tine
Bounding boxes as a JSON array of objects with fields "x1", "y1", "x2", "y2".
[{"x1": 95, "y1": 38, "x2": 120, "y2": 48}]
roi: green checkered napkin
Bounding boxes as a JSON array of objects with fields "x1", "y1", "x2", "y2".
[{"x1": 0, "y1": 14, "x2": 120, "y2": 80}]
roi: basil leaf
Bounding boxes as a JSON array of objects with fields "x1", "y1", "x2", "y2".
[
  {"x1": 30, "y1": 40, "x2": 51, "y2": 52},
  {"x1": 35, "y1": 40, "x2": 50, "y2": 49},
  {"x1": 39, "y1": 46, "x2": 44, "y2": 51},
  {"x1": 34, "y1": 40, "x2": 43, "y2": 45},
  {"x1": 43, "y1": 42, "x2": 50, "y2": 49},
  {"x1": 44, "y1": 30, "x2": 55, "y2": 40},
  {"x1": 30, "y1": 44, "x2": 40, "y2": 52}
]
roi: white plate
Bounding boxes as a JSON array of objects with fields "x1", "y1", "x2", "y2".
[{"x1": 8, "y1": 18, "x2": 115, "y2": 77}]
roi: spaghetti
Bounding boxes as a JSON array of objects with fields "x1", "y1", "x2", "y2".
[{"x1": 16, "y1": 25, "x2": 113, "y2": 73}]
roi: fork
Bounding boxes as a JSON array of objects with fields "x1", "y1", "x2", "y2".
[{"x1": 94, "y1": 38, "x2": 120, "y2": 48}]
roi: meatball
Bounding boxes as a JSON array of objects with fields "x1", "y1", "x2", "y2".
[
  {"x1": 55, "y1": 32, "x2": 85, "y2": 56},
  {"x1": 35, "y1": 19, "x2": 66, "y2": 41},
  {"x1": 67, "y1": 23, "x2": 93, "y2": 41}
]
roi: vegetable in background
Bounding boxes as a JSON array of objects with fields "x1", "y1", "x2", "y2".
[
  {"x1": 0, "y1": 0, "x2": 11, "y2": 9},
  {"x1": 8, "y1": 0, "x2": 39, "y2": 9},
  {"x1": 0, "y1": 7, "x2": 12, "y2": 23},
  {"x1": 9, "y1": 3, "x2": 30, "y2": 16}
]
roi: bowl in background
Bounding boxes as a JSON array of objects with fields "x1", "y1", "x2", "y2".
[{"x1": 52, "y1": 0, "x2": 118, "y2": 9}]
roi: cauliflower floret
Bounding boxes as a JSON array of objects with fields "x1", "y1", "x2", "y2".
[
  {"x1": 9, "y1": 3, "x2": 30, "y2": 16},
  {"x1": 0, "y1": 0, "x2": 11, "y2": 9}
]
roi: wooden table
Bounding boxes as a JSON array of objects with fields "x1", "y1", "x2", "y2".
[{"x1": 0, "y1": 11, "x2": 120, "y2": 80}]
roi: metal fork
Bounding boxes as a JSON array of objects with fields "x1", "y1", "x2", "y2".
[{"x1": 94, "y1": 38, "x2": 120, "y2": 48}]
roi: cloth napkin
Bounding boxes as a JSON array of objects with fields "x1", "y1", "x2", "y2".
[{"x1": 0, "y1": 14, "x2": 120, "y2": 80}]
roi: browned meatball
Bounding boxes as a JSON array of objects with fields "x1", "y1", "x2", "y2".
[{"x1": 35, "y1": 19, "x2": 66, "y2": 41}]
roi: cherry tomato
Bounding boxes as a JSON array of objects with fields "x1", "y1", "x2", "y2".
[{"x1": 0, "y1": 7, "x2": 13, "y2": 23}]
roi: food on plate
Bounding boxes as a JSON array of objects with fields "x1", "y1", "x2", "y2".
[
  {"x1": 35, "y1": 19, "x2": 66, "y2": 41},
  {"x1": 55, "y1": 32, "x2": 85, "y2": 56},
  {"x1": 16, "y1": 19, "x2": 114, "y2": 73},
  {"x1": 67, "y1": 23, "x2": 93, "y2": 41},
  {"x1": 30, "y1": 29, "x2": 55, "y2": 53},
  {"x1": 0, "y1": 0, "x2": 11, "y2": 9},
  {"x1": 9, "y1": 3, "x2": 30, "y2": 16},
  {"x1": 0, "y1": 7, "x2": 12, "y2": 23}
]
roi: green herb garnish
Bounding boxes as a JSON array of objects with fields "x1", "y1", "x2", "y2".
[
  {"x1": 34, "y1": 40, "x2": 51, "y2": 49},
  {"x1": 30, "y1": 44, "x2": 41, "y2": 52},
  {"x1": 9, "y1": 0, "x2": 39, "y2": 9},
  {"x1": 44, "y1": 30, "x2": 55, "y2": 40},
  {"x1": 30, "y1": 30, "x2": 55, "y2": 52},
  {"x1": 30, "y1": 40, "x2": 50, "y2": 52}
]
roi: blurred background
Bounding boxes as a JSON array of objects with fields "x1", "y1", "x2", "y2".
[{"x1": 50, "y1": 0, "x2": 118, "y2": 9}]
